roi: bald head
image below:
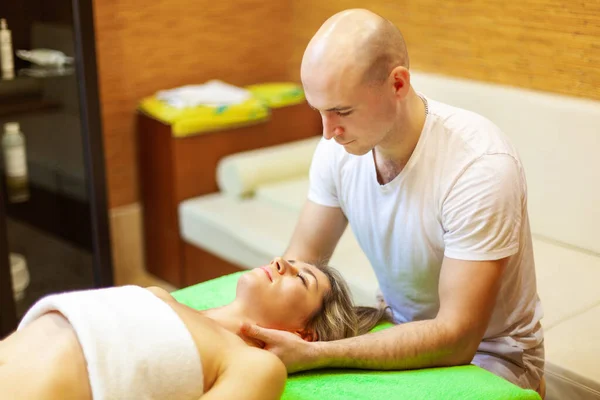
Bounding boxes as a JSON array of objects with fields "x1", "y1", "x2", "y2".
[{"x1": 301, "y1": 9, "x2": 409, "y2": 86}]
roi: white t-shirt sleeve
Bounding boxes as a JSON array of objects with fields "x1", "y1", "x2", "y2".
[
  {"x1": 442, "y1": 154, "x2": 523, "y2": 261},
  {"x1": 307, "y1": 139, "x2": 340, "y2": 208}
]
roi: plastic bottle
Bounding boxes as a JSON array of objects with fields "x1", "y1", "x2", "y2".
[
  {"x1": 0, "y1": 18, "x2": 14, "y2": 80},
  {"x1": 10, "y1": 253, "x2": 29, "y2": 301},
  {"x1": 2, "y1": 122, "x2": 29, "y2": 202}
]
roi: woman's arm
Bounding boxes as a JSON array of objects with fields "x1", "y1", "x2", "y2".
[
  {"x1": 202, "y1": 347, "x2": 287, "y2": 400},
  {"x1": 0, "y1": 312, "x2": 92, "y2": 400}
]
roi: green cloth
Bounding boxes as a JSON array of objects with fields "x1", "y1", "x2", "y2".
[{"x1": 172, "y1": 272, "x2": 541, "y2": 400}]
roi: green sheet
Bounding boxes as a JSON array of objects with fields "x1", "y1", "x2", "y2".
[{"x1": 172, "y1": 272, "x2": 541, "y2": 400}]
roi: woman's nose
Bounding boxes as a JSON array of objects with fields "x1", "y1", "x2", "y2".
[{"x1": 272, "y1": 257, "x2": 293, "y2": 275}]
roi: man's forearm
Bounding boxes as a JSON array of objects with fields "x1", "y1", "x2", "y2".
[{"x1": 313, "y1": 319, "x2": 475, "y2": 370}]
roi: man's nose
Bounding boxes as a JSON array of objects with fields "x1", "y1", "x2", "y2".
[{"x1": 322, "y1": 115, "x2": 344, "y2": 140}]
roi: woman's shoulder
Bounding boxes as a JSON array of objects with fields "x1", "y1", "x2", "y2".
[
  {"x1": 204, "y1": 348, "x2": 286, "y2": 399},
  {"x1": 224, "y1": 347, "x2": 287, "y2": 386},
  {"x1": 145, "y1": 286, "x2": 175, "y2": 302},
  {"x1": 237, "y1": 346, "x2": 285, "y2": 370}
]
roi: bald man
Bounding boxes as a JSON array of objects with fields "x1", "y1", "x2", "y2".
[{"x1": 242, "y1": 9, "x2": 545, "y2": 397}]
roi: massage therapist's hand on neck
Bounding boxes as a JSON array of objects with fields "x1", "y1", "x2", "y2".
[{"x1": 240, "y1": 322, "x2": 321, "y2": 373}]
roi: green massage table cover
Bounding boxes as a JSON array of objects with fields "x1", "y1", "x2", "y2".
[{"x1": 172, "y1": 272, "x2": 541, "y2": 400}]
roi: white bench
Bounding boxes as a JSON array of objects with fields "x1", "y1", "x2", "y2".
[{"x1": 180, "y1": 71, "x2": 600, "y2": 400}]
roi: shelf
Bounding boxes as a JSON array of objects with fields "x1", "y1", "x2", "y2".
[
  {"x1": 0, "y1": 76, "x2": 43, "y2": 98},
  {"x1": 18, "y1": 67, "x2": 74, "y2": 79},
  {"x1": 3, "y1": 178, "x2": 93, "y2": 252},
  {"x1": 0, "y1": 68, "x2": 74, "y2": 91},
  {"x1": 0, "y1": 97, "x2": 61, "y2": 117}
]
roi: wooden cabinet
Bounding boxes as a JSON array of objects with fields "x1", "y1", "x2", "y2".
[{"x1": 138, "y1": 102, "x2": 322, "y2": 287}]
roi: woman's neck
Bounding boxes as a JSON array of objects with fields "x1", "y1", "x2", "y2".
[{"x1": 201, "y1": 302, "x2": 264, "y2": 348}]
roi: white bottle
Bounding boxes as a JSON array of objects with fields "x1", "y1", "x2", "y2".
[
  {"x1": 10, "y1": 253, "x2": 29, "y2": 301},
  {"x1": 0, "y1": 18, "x2": 14, "y2": 80},
  {"x1": 2, "y1": 122, "x2": 29, "y2": 202}
]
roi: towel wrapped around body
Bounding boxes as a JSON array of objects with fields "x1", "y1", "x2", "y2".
[{"x1": 18, "y1": 285, "x2": 204, "y2": 400}]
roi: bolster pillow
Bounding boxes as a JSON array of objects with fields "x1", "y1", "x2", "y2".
[{"x1": 217, "y1": 136, "x2": 321, "y2": 197}]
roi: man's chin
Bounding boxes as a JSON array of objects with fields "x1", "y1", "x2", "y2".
[{"x1": 342, "y1": 143, "x2": 370, "y2": 156}]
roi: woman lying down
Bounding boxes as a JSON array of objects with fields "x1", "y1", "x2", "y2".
[{"x1": 0, "y1": 257, "x2": 390, "y2": 400}]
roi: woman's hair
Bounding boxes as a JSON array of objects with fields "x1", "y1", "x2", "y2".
[{"x1": 305, "y1": 263, "x2": 393, "y2": 342}]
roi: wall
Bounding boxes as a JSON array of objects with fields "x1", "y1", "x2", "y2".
[
  {"x1": 289, "y1": 1, "x2": 600, "y2": 101},
  {"x1": 93, "y1": 0, "x2": 293, "y2": 208},
  {"x1": 92, "y1": 0, "x2": 294, "y2": 287}
]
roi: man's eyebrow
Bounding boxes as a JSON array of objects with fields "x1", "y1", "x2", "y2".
[
  {"x1": 306, "y1": 103, "x2": 353, "y2": 112},
  {"x1": 325, "y1": 105, "x2": 353, "y2": 112},
  {"x1": 288, "y1": 260, "x2": 319, "y2": 290}
]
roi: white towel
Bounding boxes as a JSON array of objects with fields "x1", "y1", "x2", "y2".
[
  {"x1": 18, "y1": 285, "x2": 204, "y2": 400},
  {"x1": 156, "y1": 80, "x2": 251, "y2": 109}
]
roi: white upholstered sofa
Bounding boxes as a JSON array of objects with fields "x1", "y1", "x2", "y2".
[{"x1": 179, "y1": 71, "x2": 600, "y2": 400}]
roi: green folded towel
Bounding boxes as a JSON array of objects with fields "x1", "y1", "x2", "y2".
[{"x1": 172, "y1": 272, "x2": 541, "y2": 400}]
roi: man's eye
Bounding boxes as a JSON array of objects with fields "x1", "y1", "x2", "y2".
[{"x1": 337, "y1": 110, "x2": 353, "y2": 117}]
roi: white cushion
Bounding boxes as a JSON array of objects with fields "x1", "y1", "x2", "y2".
[
  {"x1": 216, "y1": 137, "x2": 320, "y2": 197},
  {"x1": 545, "y1": 305, "x2": 600, "y2": 397},
  {"x1": 533, "y1": 238, "x2": 600, "y2": 329},
  {"x1": 411, "y1": 71, "x2": 600, "y2": 254},
  {"x1": 180, "y1": 194, "x2": 295, "y2": 268},
  {"x1": 255, "y1": 177, "x2": 310, "y2": 212}
]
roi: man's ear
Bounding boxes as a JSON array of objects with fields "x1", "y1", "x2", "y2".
[
  {"x1": 294, "y1": 328, "x2": 319, "y2": 342},
  {"x1": 390, "y1": 65, "x2": 410, "y2": 97}
]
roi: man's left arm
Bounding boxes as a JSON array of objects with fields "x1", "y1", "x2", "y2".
[
  {"x1": 311, "y1": 256, "x2": 507, "y2": 370},
  {"x1": 313, "y1": 154, "x2": 522, "y2": 370}
]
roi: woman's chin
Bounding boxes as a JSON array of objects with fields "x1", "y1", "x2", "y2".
[
  {"x1": 236, "y1": 269, "x2": 266, "y2": 298},
  {"x1": 237, "y1": 270, "x2": 255, "y2": 286}
]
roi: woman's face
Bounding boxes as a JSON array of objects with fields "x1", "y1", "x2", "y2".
[{"x1": 236, "y1": 257, "x2": 331, "y2": 334}]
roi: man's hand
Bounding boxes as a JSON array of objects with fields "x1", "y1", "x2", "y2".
[{"x1": 240, "y1": 323, "x2": 321, "y2": 373}]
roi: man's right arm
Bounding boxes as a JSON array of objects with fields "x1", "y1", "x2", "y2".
[{"x1": 283, "y1": 200, "x2": 347, "y2": 265}]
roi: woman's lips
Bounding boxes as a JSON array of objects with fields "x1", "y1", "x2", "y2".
[{"x1": 260, "y1": 267, "x2": 272, "y2": 282}]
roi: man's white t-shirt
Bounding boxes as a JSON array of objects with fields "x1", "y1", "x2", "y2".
[{"x1": 308, "y1": 96, "x2": 544, "y2": 353}]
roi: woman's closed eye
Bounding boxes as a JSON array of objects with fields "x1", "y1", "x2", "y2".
[
  {"x1": 337, "y1": 110, "x2": 353, "y2": 117},
  {"x1": 298, "y1": 272, "x2": 308, "y2": 288}
]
